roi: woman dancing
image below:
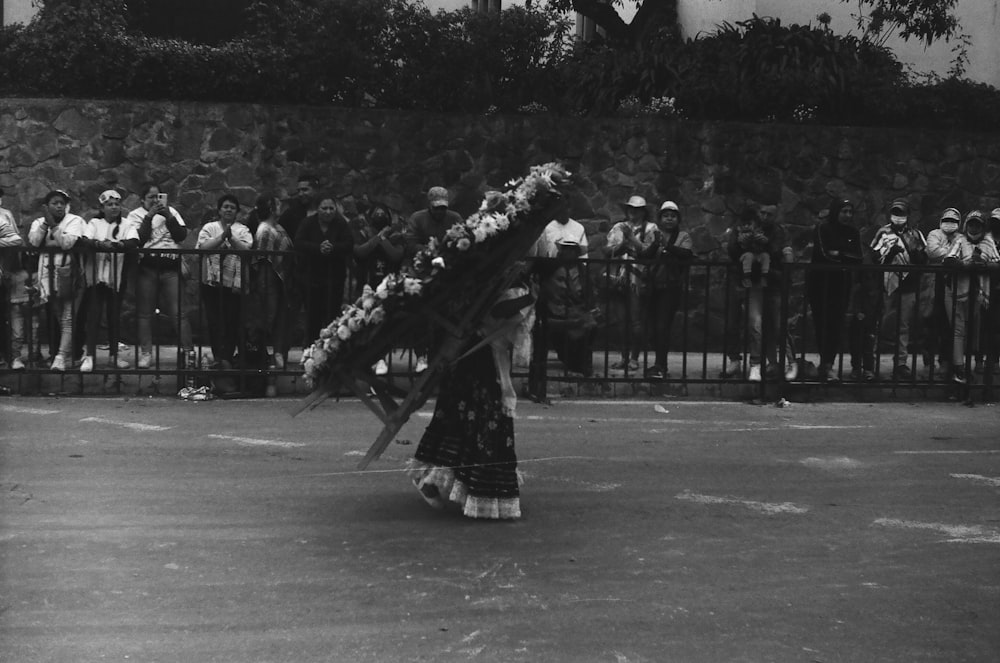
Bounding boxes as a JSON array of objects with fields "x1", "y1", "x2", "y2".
[{"x1": 407, "y1": 287, "x2": 534, "y2": 520}]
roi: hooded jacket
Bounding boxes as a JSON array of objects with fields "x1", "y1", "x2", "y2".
[{"x1": 945, "y1": 213, "x2": 999, "y2": 305}]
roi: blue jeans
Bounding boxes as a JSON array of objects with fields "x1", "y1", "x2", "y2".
[{"x1": 136, "y1": 261, "x2": 192, "y2": 354}]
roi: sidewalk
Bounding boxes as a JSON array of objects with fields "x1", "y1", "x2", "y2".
[{"x1": 1, "y1": 346, "x2": 987, "y2": 402}]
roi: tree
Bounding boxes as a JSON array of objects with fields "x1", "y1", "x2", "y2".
[{"x1": 553, "y1": 0, "x2": 960, "y2": 48}]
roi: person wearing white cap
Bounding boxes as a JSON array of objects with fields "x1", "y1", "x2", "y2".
[
  {"x1": 642, "y1": 200, "x2": 693, "y2": 379},
  {"x1": 924, "y1": 208, "x2": 965, "y2": 378},
  {"x1": 77, "y1": 189, "x2": 140, "y2": 371},
  {"x1": 943, "y1": 209, "x2": 999, "y2": 383},
  {"x1": 605, "y1": 194, "x2": 657, "y2": 372}
]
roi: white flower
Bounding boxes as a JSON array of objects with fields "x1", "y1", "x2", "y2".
[
  {"x1": 375, "y1": 281, "x2": 390, "y2": 300},
  {"x1": 472, "y1": 226, "x2": 488, "y2": 243},
  {"x1": 337, "y1": 325, "x2": 351, "y2": 340},
  {"x1": 368, "y1": 307, "x2": 386, "y2": 325},
  {"x1": 347, "y1": 316, "x2": 364, "y2": 332},
  {"x1": 457, "y1": 237, "x2": 471, "y2": 251},
  {"x1": 311, "y1": 348, "x2": 328, "y2": 366},
  {"x1": 432, "y1": 257, "x2": 445, "y2": 268},
  {"x1": 303, "y1": 357, "x2": 316, "y2": 376},
  {"x1": 403, "y1": 278, "x2": 422, "y2": 295}
]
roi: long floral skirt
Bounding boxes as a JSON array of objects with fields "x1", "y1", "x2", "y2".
[{"x1": 408, "y1": 345, "x2": 521, "y2": 519}]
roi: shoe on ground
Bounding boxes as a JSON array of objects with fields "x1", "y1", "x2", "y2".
[
  {"x1": 11, "y1": 357, "x2": 25, "y2": 371},
  {"x1": 80, "y1": 355, "x2": 93, "y2": 373},
  {"x1": 50, "y1": 355, "x2": 66, "y2": 372},
  {"x1": 893, "y1": 365, "x2": 913, "y2": 381},
  {"x1": 414, "y1": 356, "x2": 428, "y2": 373},
  {"x1": 863, "y1": 370, "x2": 876, "y2": 382},
  {"x1": 953, "y1": 369, "x2": 968, "y2": 384},
  {"x1": 109, "y1": 356, "x2": 131, "y2": 369},
  {"x1": 819, "y1": 364, "x2": 839, "y2": 383},
  {"x1": 784, "y1": 362, "x2": 798, "y2": 381},
  {"x1": 645, "y1": 366, "x2": 666, "y2": 379},
  {"x1": 849, "y1": 368, "x2": 862, "y2": 381},
  {"x1": 719, "y1": 366, "x2": 742, "y2": 379},
  {"x1": 627, "y1": 359, "x2": 639, "y2": 371},
  {"x1": 374, "y1": 359, "x2": 389, "y2": 376},
  {"x1": 610, "y1": 359, "x2": 628, "y2": 370},
  {"x1": 748, "y1": 363, "x2": 762, "y2": 382},
  {"x1": 137, "y1": 352, "x2": 152, "y2": 369}
]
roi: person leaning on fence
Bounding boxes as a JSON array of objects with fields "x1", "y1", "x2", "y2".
[
  {"x1": 0, "y1": 192, "x2": 26, "y2": 369},
  {"x1": 124, "y1": 183, "x2": 194, "y2": 370},
  {"x1": 351, "y1": 202, "x2": 405, "y2": 375},
  {"x1": 248, "y1": 195, "x2": 296, "y2": 371},
  {"x1": 404, "y1": 187, "x2": 463, "y2": 372},
  {"x1": 76, "y1": 190, "x2": 139, "y2": 372},
  {"x1": 605, "y1": 194, "x2": 658, "y2": 372},
  {"x1": 807, "y1": 198, "x2": 863, "y2": 382},
  {"x1": 870, "y1": 198, "x2": 928, "y2": 381},
  {"x1": 727, "y1": 204, "x2": 797, "y2": 382},
  {"x1": 942, "y1": 210, "x2": 999, "y2": 383},
  {"x1": 295, "y1": 194, "x2": 354, "y2": 344},
  {"x1": 641, "y1": 200, "x2": 693, "y2": 379},
  {"x1": 197, "y1": 193, "x2": 253, "y2": 369},
  {"x1": 27, "y1": 189, "x2": 85, "y2": 372},
  {"x1": 983, "y1": 208, "x2": 1000, "y2": 378},
  {"x1": 924, "y1": 208, "x2": 964, "y2": 378}
]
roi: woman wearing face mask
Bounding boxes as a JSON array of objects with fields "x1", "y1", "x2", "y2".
[
  {"x1": 294, "y1": 195, "x2": 354, "y2": 342},
  {"x1": 923, "y1": 208, "x2": 963, "y2": 378},
  {"x1": 942, "y1": 210, "x2": 999, "y2": 383},
  {"x1": 643, "y1": 200, "x2": 693, "y2": 379},
  {"x1": 196, "y1": 193, "x2": 253, "y2": 368},
  {"x1": 869, "y1": 198, "x2": 927, "y2": 380},
  {"x1": 78, "y1": 190, "x2": 139, "y2": 371},
  {"x1": 27, "y1": 189, "x2": 86, "y2": 372},
  {"x1": 806, "y1": 198, "x2": 863, "y2": 382}
]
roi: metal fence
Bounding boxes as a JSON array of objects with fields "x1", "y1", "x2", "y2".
[{"x1": 1, "y1": 246, "x2": 997, "y2": 400}]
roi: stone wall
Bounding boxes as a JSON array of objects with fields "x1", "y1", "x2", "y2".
[
  {"x1": 2, "y1": 97, "x2": 998, "y2": 251},
  {"x1": 2, "y1": 97, "x2": 998, "y2": 349}
]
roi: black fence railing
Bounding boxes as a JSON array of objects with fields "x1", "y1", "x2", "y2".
[{"x1": 1, "y1": 246, "x2": 997, "y2": 400}]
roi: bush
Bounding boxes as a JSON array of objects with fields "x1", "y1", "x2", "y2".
[{"x1": 0, "y1": 1, "x2": 997, "y2": 132}]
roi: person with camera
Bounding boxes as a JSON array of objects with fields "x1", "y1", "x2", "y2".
[
  {"x1": 27, "y1": 189, "x2": 85, "y2": 371},
  {"x1": 197, "y1": 193, "x2": 253, "y2": 369},
  {"x1": 124, "y1": 183, "x2": 194, "y2": 370}
]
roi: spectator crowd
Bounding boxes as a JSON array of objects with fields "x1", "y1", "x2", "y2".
[{"x1": 1, "y1": 179, "x2": 998, "y2": 390}]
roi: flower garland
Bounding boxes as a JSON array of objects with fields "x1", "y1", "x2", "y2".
[{"x1": 301, "y1": 162, "x2": 570, "y2": 384}]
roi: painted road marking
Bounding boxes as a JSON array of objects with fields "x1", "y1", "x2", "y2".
[
  {"x1": 1, "y1": 405, "x2": 60, "y2": 415},
  {"x1": 951, "y1": 474, "x2": 1000, "y2": 487},
  {"x1": 895, "y1": 450, "x2": 1000, "y2": 454},
  {"x1": 80, "y1": 416, "x2": 171, "y2": 432},
  {"x1": 801, "y1": 456, "x2": 863, "y2": 470},
  {"x1": 873, "y1": 518, "x2": 1000, "y2": 544},
  {"x1": 675, "y1": 490, "x2": 809, "y2": 515},
  {"x1": 207, "y1": 434, "x2": 305, "y2": 449}
]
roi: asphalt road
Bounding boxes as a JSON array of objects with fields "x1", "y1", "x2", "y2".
[{"x1": 1, "y1": 396, "x2": 998, "y2": 663}]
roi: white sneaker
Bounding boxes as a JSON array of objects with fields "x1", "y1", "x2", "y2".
[
  {"x1": 51, "y1": 355, "x2": 66, "y2": 372},
  {"x1": 137, "y1": 352, "x2": 152, "y2": 369},
  {"x1": 784, "y1": 362, "x2": 798, "y2": 381},
  {"x1": 109, "y1": 356, "x2": 131, "y2": 369},
  {"x1": 748, "y1": 363, "x2": 762, "y2": 382},
  {"x1": 374, "y1": 359, "x2": 389, "y2": 376},
  {"x1": 80, "y1": 355, "x2": 93, "y2": 373},
  {"x1": 11, "y1": 357, "x2": 25, "y2": 370},
  {"x1": 415, "y1": 356, "x2": 428, "y2": 373}
]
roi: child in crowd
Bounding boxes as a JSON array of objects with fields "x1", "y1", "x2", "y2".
[
  {"x1": 870, "y1": 197, "x2": 927, "y2": 380},
  {"x1": 943, "y1": 210, "x2": 999, "y2": 383},
  {"x1": 733, "y1": 210, "x2": 771, "y2": 288}
]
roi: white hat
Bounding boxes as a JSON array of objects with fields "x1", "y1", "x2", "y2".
[
  {"x1": 659, "y1": 201, "x2": 679, "y2": 212},
  {"x1": 625, "y1": 195, "x2": 647, "y2": 208},
  {"x1": 98, "y1": 189, "x2": 122, "y2": 205},
  {"x1": 990, "y1": 208, "x2": 1000, "y2": 221}
]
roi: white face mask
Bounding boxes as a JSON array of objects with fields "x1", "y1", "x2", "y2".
[
  {"x1": 940, "y1": 221, "x2": 958, "y2": 234},
  {"x1": 890, "y1": 214, "x2": 908, "y2": 227}
]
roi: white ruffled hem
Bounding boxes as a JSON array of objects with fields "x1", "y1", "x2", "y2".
[{"x1": 407, "y1": 461, "x2": 522, "y2": 520}]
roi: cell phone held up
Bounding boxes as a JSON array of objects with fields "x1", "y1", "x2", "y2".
[{"x1": 156, "y1": 193, "x2": 168, "y2": 208}]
